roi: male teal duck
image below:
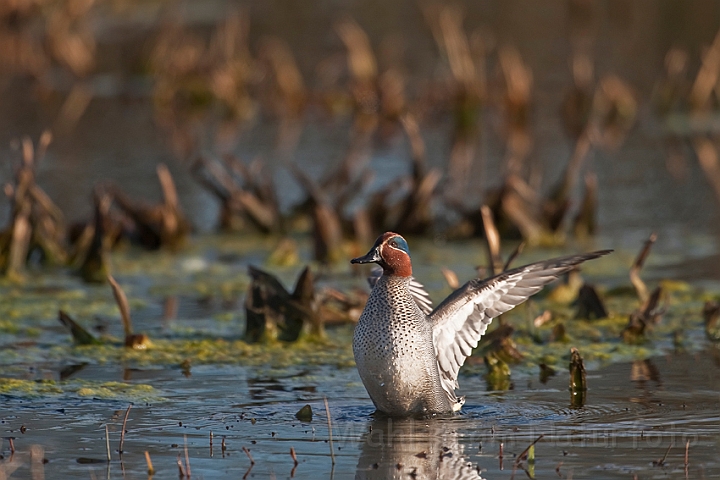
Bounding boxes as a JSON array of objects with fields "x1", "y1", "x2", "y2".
[{"x1": 351, "y1": 232, "x2": 610, "y2": 416}]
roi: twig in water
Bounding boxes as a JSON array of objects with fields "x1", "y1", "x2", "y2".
[
  {"x1": 509, "y1": 434, "x2": 544, "y2": 480},
  {"x1": 242, "y1": 446, "x2": 255, "y2": 465},
  {"x1": 221, "y1": 437, "x2": 226, "y2": 455},
  {"x1": 653, "y1": 442, "x2": 673, "y2": 466},
  {"x1": 515, "y1": 434, "x2": 545, "y2": 466},
  {"x1": 8, "y1": 437, "x2": 15, "y2": 453},
  {"x1": 499, "y1": 441, "x2": 504, "y2": 470},
  {"x1": 118, "y1": 404, "x2": 132, "y2": 454},
  {"x1": 324, "y1": 397, "x2": 336, "y2": 466},
  {"x1": 629, "y1": 232, "x2": 656, "y2": 303},
  {"x1": 184, "y1": 434, "x2": 191, "y2": 477},
  {"x1": 177, "y1": 454, "x2": 186, "y2": 477},
  {"x1": 209, "y1": 431, "x2": 213, "y2": 457},
  {"x1": 105, "y1": 424, "x2": 111, "y2": 461},
  {"x1": 242, "y1": 464, "x2": 253, "y2": 480},
  {"x1": 144, "y1": 451, "x2": 155, "y2": 475},
  {"x1": 555, "y1": 461, "x2": 563, "y2": 477},
  {"x1": 108, "y1": 275, "x2": 133, "y2": 338},
  {"x1": 290, "y1": 446, "x2": 299, "y2": 477}
]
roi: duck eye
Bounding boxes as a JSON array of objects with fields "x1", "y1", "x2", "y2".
[{"x1": 389, "y1": 236, "x2": 410, "y2": 255}]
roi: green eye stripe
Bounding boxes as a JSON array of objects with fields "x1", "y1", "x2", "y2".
[{"x1": 390, "y1": 236, "x2": 410, "y2": 256}]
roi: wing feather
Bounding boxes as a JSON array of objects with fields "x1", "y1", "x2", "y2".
[{"x1": 430, "y1": 250, "x2": 612, "y2": 403}]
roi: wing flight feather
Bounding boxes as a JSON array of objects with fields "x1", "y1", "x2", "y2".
[{"x1": 430, "y1": 250, "x2": 612, "y2": 403}]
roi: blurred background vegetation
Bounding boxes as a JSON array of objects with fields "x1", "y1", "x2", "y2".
[{"x1": 2, "y1": 0, "x2": 720, "y2": 272}]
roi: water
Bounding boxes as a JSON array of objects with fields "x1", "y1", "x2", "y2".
[
  {"x1": 2, "y1": 350, "x2": 719, "y2": 479},
  {"x1": 0, "y1": 233, "x2": 718, "y2": 479}
]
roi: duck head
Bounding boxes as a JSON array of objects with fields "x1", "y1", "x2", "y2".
[{"x1": 351, "y1": 232, "x2": 412, "y2": 277}]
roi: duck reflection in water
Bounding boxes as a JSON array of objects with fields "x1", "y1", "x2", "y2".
[{"x1": 355, "y1": 416, "x2": 484, "y2": 479}]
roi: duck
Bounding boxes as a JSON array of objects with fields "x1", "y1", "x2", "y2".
[{"x1": 351, "y1": 231, "x2": 611, "y2": 416}]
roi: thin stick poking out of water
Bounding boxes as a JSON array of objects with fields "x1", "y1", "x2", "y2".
[
  {"x1": 144, "y1": 451, "x2": 155, "y2": 475},
  {"x1": 290, "y1": 446, "x2": 299, "y2": 477},
  {"x1": 630, "y1": 232, "x2": 656, "y2": 303},
  {"x1": 108, "y1": 275, "x2": 133, "y2": 337},
  {"x1": 498, "y1": 442, "x2": 503, "y2": 471},
  {"x1": 119, "y1": 404, "x2": 132, "y2": 454},
  {"x1": 177, "y1": 454, "x2": 186, "y2": 477},
  {"x1": 242, "y1": 446, "x2": 255, "y2": 464},
  {"x1": 184, "y1": 434, "x2": 191, "y2": 477},
  {"x1": 323, "y1": 397, "x2": 336, "y2": 465},
  {"x1": 514, "y1": 434, "x2": 544, "y2": 466},
  {"x1": 105, "y1": 424, "x2": 111, "y2": 461},
  {"x1": 653, "y1": 442, "x2": 673, "y2": 466}
]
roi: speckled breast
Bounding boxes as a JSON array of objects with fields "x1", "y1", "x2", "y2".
[{"x1": 353, "y1": 275, "x2": 451, "y2": 415}]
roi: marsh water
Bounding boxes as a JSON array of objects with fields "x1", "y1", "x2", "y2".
[
  {"x1": 1, "y1": 236, "x2": 719, "y2": 479},
  {"x1": 3, "y1": 349, "x2": 720, "y2": 480},
  {"x1": 3, "y1": 1, "x2": 720, "y2": 479}
]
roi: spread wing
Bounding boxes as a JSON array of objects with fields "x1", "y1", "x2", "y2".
[
  {"x1": 368, "y1": 266, "x2": 433, "y2": 315},
  {"x1": 430, "y1": 250, "x2": 612, "y2": 402}
]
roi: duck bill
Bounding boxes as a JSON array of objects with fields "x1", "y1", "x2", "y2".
[{"x1": 351, "y1": 247, "x2": 381, "y2": 264}]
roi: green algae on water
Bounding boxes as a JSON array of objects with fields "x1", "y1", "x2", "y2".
[{"x1": 0, "y1": 378, "x2": 162, "y2": 402}]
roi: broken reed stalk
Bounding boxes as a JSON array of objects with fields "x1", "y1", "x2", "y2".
[
  {"x1": 503, "y1": 242, "x2": 525, "y2": 272},
  {"x1": 242, "y1": 446, "x2": 255, "y2": 465},
  {"x1": 290, "y1": 445, "x2": 299, "y2": 477},
  {"x1": 177, "y1": 454, "x2": 186, "y2": 477},
  {"x1": 108, "y1": 275, "x2": 133, "y2": 337},
  {"x1": 514, "y1": 434, "x2": 544, "y2": 466},
  {"x1": 144, "y1": 451, "x2": 155, "y2": 475},
  {"x1": 323, "y1": 397, "x2": 336, "y2": 466},
  {"x1": 105, "y1": 424, "x2": 111, "y2": 461},
  {"x1": 685, "y1": 439, "x2": 689, "y2": 466},
  {"x1": 119, "y1": 404, "x2": 132, "y2": 454},
  {"x1": 480, "y1": 205, "x2": 503, "y2": 275},
  {"x1": 184, "y1": 434, "x2": 191, "y2": 478},
  {"x1": 157, "y1": 164, "x2": 179, "y2": 210},
  {"x1": 209, "y1": 431, "x2": 213, "y2": 457},
  {"x1": 499, "y1": 442, "x2": 504, "y2": 470},
  {"x1": 655, "y1": 442, "x2": 673, "y2": 466},
  {"x1": 630, "y1": 232, "x2": 657, "y2": 304},
  {"x1": 9, "y1": 437, "x2": 15, "y2": 453}
]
